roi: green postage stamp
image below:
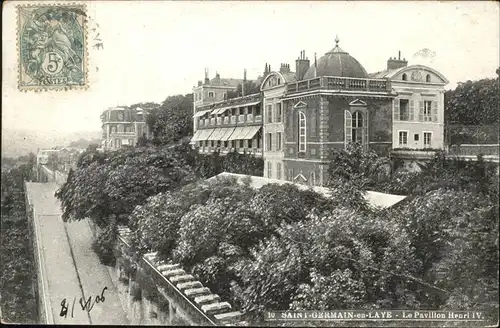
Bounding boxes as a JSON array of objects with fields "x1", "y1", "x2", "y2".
[{"x1": 17, "y1": 3, "x2": 88, "y2": 91}]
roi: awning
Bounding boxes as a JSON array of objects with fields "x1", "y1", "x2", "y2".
[
  {"x1": 220, "y1": 127, "x2": 235, "y2": 141},
  {"x1": 197, "y1": 129, "x2": 215, "y2": 141},
  {"x1": 190, "y1": 130, "x2": 202, "y2": 143},
  {"x1": 207, "y1": 128, "x2": 225, "y2": 141},
  {"x1": 241, "y1": 126, "x2": 261, "y2": 140},
  {"x1": 210, "y1": 100, "x2": 261, "y2": 115},
  {"x1": 211, "y1": 106, "x2": 231, "y2": 115},
  {"x1": 227, "y1": 127, "x2": 246, "y2": 141},
  {"x1": 193, "y1": 109, "x2": 212, "y2": 118}
]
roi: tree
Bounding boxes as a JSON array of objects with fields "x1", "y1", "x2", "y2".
[
  {"x1": 146, "y1": 94, "x2": 193, "y2": 144},
  {"x1": 327, "y1": 143, "x2": 390, "y2": 190},
  {"x1": 445, "y1": 73, "x2": 499, "y2": 125},
  {"x1": 226, "y1": 81, "x2": 261, "y2": 99},
  {"x1": 56, "y1": 145, "x2": 196, "y2": 227}
]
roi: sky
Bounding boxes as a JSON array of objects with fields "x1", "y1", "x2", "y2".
[{"x1": 2, "y1": 0, "x2": 499, "y2": 135}]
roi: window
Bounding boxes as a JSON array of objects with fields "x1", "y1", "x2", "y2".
[
  {"x1": 239, "y1": 140, "x2": 244, "y2": 148},
  {"x1": 399, "y1": 99, "x2": 409, "y2": 121},
  {"x1": 398, "y1": 131, "x2": 408, "y2": 146},
  {"x1": 426, "y1": 74, "x2": 431, "y2": 82},
  {"x1": 266, "y1": 133, "x2": 272, "y2": 151},
  {"x1": 248, "y1": 139, "x2": 253, "y2": 148},
  {"x1": 276, "y1": 163, "x2": 282, "y2": 180},
  {"x1": 223, "y1": 92, "x2": 227, "y2": 99},
  {"x1": 211, "y1": 140, "x2": 214, "y2": 147},
  {"x1": 423, "y1": 101, "x2": 432, "y2": 121},
  {"x1": 276, "y1": 132, "x2": 282, "y2": 150},
  {"x1": 424, "y1": 132, "x2": 432, "y2": 148},
  {"x1": 414, "y1": 134, "x2": 419, "y2": 141},
  {"x1": 298, "y1": 112, "x2": 306, "y2": 152},
  {"x1": 208, "y1": 91, "x2": 214, "y2": 98},
  {"x1": 255, "y1": 105, "x2": 261, "y2": 116},
  {"x1": 277, "y1": 78, "x2": 281, "y2": 85},
  {"x1": 276, "y1": 103, "x2": 282, "y2": 123},
  {"x1": 402, "y1": 73, "x2": 407, "y2": 81},
  {"x1": 267, "y1": 162, "x2": 272, "y2": 178},
  {"x1": 352, "y1": 111, "x2": 363, "y2": 144},
  {"x1": 267, "y1": 105, "x2": 273, "y2": 123},
  {"x1": 224, "y1": 141, "x2": 228, "y2": 148}
]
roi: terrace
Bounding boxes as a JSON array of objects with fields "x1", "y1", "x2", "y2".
[{"x1": 285, "y1": 76, "x2": 392, "y2": 95}]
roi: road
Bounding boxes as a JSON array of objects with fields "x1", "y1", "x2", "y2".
[{"x1": 25, "y1": 182, "x2": 129, "y2": 325}]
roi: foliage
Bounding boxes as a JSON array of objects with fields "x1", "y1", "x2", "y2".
[
  {"x1": 193, "y1": 151, "x2": 264, "y2": 179},
  {"x1": 327, "y1": 143, "x2": 390, "y2": 190},
  {"x1": 91, "y1": 221, "x2": 118, "y2": 267},
  {"x1": 0, "y1": 161, "x2": 38, "y2": 323},
  {"x1": 146, "y1": 94, "x2": 194, "y2": 144},
  {"x1": 56, "y1": 144, "x2": 196, "y2": 227},
  {"x1": 444, "y1": 71, "x2": 499, "y2": 125}
]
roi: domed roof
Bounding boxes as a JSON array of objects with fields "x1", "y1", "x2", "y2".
[{"x1": 303, "y1": 36, "x2": 368, "y2": 79}]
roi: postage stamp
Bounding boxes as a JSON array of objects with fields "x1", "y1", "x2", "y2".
[{"x1": 17, "y1": 3, "x2": 88, "y2": 91}]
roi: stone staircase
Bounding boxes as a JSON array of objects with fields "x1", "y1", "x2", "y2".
[{"x1": 116, "y1": 226, "x2": 244, "y2": 325}]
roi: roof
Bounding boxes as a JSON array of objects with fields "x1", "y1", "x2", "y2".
[
  {"x1": 209, "y1": 78, "x2": 243, "y2": 87},
  {"x1": 303, "y1": 38, "x2": 368, "y2": 79},
  {"x1": 207, "y1": 172, "x2": 407, "y2": 209},
  {"x1": 368, "y1": 64, "x2": 449, "y2": 84}
]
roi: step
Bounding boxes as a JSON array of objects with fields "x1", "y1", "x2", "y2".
[
  {"x1": 184, "y1": 287, "x2": 211, "y2": 298},
  {"x1": 201, "y1": 302, "x2": 231, "y2": 314},
  {"x1": 169, "y1": 274, "x2": 194, "y2": 284},
  {"x1": 214, "y1": 311, "x2": 244, "y2": 322},
  {"x1": 177, "y1": 281, "x2": 203, "y2": 291},
  {"x1": 157, "y1": 263, "x2": 180, "y2": 272},
  {"x1": 194, "y1": 294, "x2": 220, "y2": 305},
  {"x1": 144, "y1": 252, "x2": 158, "y2": 261},
  {"x1": 162, "y1": 269, "x2": 185, "y2": 277}
]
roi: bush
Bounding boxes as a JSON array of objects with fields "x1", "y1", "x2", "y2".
[{"x1": 91, "y1": 222, "x2": 117, "y2": 267}]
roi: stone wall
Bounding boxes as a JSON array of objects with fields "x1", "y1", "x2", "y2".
[{"x1": 87, "y1": 221, "x2": 245, "y2": 326}]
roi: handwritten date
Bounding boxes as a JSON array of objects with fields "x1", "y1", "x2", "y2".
[{"x1": 60, "y1": 286, "x2": 108, "y2": 318}]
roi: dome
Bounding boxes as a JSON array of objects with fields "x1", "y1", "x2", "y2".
[{"x1": 303, "y1": 37, "x2": 368, "y2": 79}]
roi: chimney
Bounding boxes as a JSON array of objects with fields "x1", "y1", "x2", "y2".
[
  {"x1": 214, "y1": 71, "x2": 221, "y2": 83},
  {"x1": 204, "y1": 68, "x2": 209, "y2": 84},
  {"x1": 295, "y1": 50, "x2": 310, "y2": 80},
  {"x1": 197, "y1": 80, "x2": 202, "y2": 87},
  {"x1": 242, "y1": 68, "x2": 247, "y2": 97},
  {"x1": 387, "y1": 51, "x2": 408, "y2": 70},
  {"x1": 280, "y1": 63, "x2": 291, "y2": 73}
]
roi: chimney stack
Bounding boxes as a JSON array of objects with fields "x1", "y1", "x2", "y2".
[
  {"x1": 280, "y1": 63, "x2": 291, "y2": 73},
  {"x1": 387, "y1": 51, "x2": 408, "y2": 70},
  {"x1": 204, "y1": 68, "x2": 209, "y2": 84},
  {"x1": 242, "y1": 68, "x2": 247, "y2": 97},
  {"x1": 295, "y1": 50, "x2": 310, "y2": 80}
]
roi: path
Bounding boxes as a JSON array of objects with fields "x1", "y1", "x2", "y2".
[{"x1": 25, "y1": 182, "x2": 129, "y2": 325}]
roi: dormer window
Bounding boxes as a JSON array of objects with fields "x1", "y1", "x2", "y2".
[
  {"x1": 277, "y1": 78, "x2": 281, "y2": 85},
  {"x1": 426, "y1": 74, "x2": 431, "y2": 82},
  {"x1": 402, "y1": 73, "x2": 407, "y2": 81},
  {"x1": 208, "y1": 91, "x2": 215, "y2": 98}
]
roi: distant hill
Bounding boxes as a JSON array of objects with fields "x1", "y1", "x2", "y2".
[{"x1": 1, "y1": 128, "x2": 101, "y2": 158}]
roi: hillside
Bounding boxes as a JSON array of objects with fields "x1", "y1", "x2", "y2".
[{"x1": 1, "y1": 128, "x2": 101, "y2": 158}]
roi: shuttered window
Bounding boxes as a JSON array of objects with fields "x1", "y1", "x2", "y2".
[
  {"x1": 393, "y1": 99, "x2": 399, "y2": 122},
  {"x1": 432, "y1": 101, "x2": 438, "y2": 122},
  {"x1": 298, "y1": 112, "x2": 306, "y2": 152}
]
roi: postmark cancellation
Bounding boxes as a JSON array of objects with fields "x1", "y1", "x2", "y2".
[{"x1": 17, "y1": 3, "x2": 88, "y2": 91}]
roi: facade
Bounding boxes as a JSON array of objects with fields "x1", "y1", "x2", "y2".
[
  {"x1": 369, "y1": 55, "x2": 449, "y2": 150},
  {"x1": 100, "y1": 106, "x2": 148, "y2": 151},
  {"x1": 191, "y1": 93, "x2": 263, "y2": 157},
  {"x1": 192, "y1": 37, "x2": 448, "y2": 186}
]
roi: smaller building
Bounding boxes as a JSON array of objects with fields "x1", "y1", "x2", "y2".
[{"x1": 100, "y1": 107, "x2": 148, "y2": 151}]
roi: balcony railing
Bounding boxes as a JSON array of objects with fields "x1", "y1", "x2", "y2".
[
  {"x1": 246, "y1": 114, "x2": 254, "y2": 122},
  {"x1": 286, "y1": 76, "x2": 392, "y2": 94},
  {"x1": 223, "y1": 116, "x2": 229, "y2": 124},
  {"x1": 231, "y1": 116, "x2": 237, "y2": 124},
  {"x1": 255, "y1": 115, "x2": 262, "y2": 123},
  {"x1": 110, "y1": 131, "x2": 136, "y2": 136},
  {"x1": 238, "y1": 115, "x2": 246, "y2": 123},
  {"x1": 210, "y1": 118, "x2": 216, "y2": 126},
  {"x1": 216, "y1": 117, "x2": 223, "y2": 125}
]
